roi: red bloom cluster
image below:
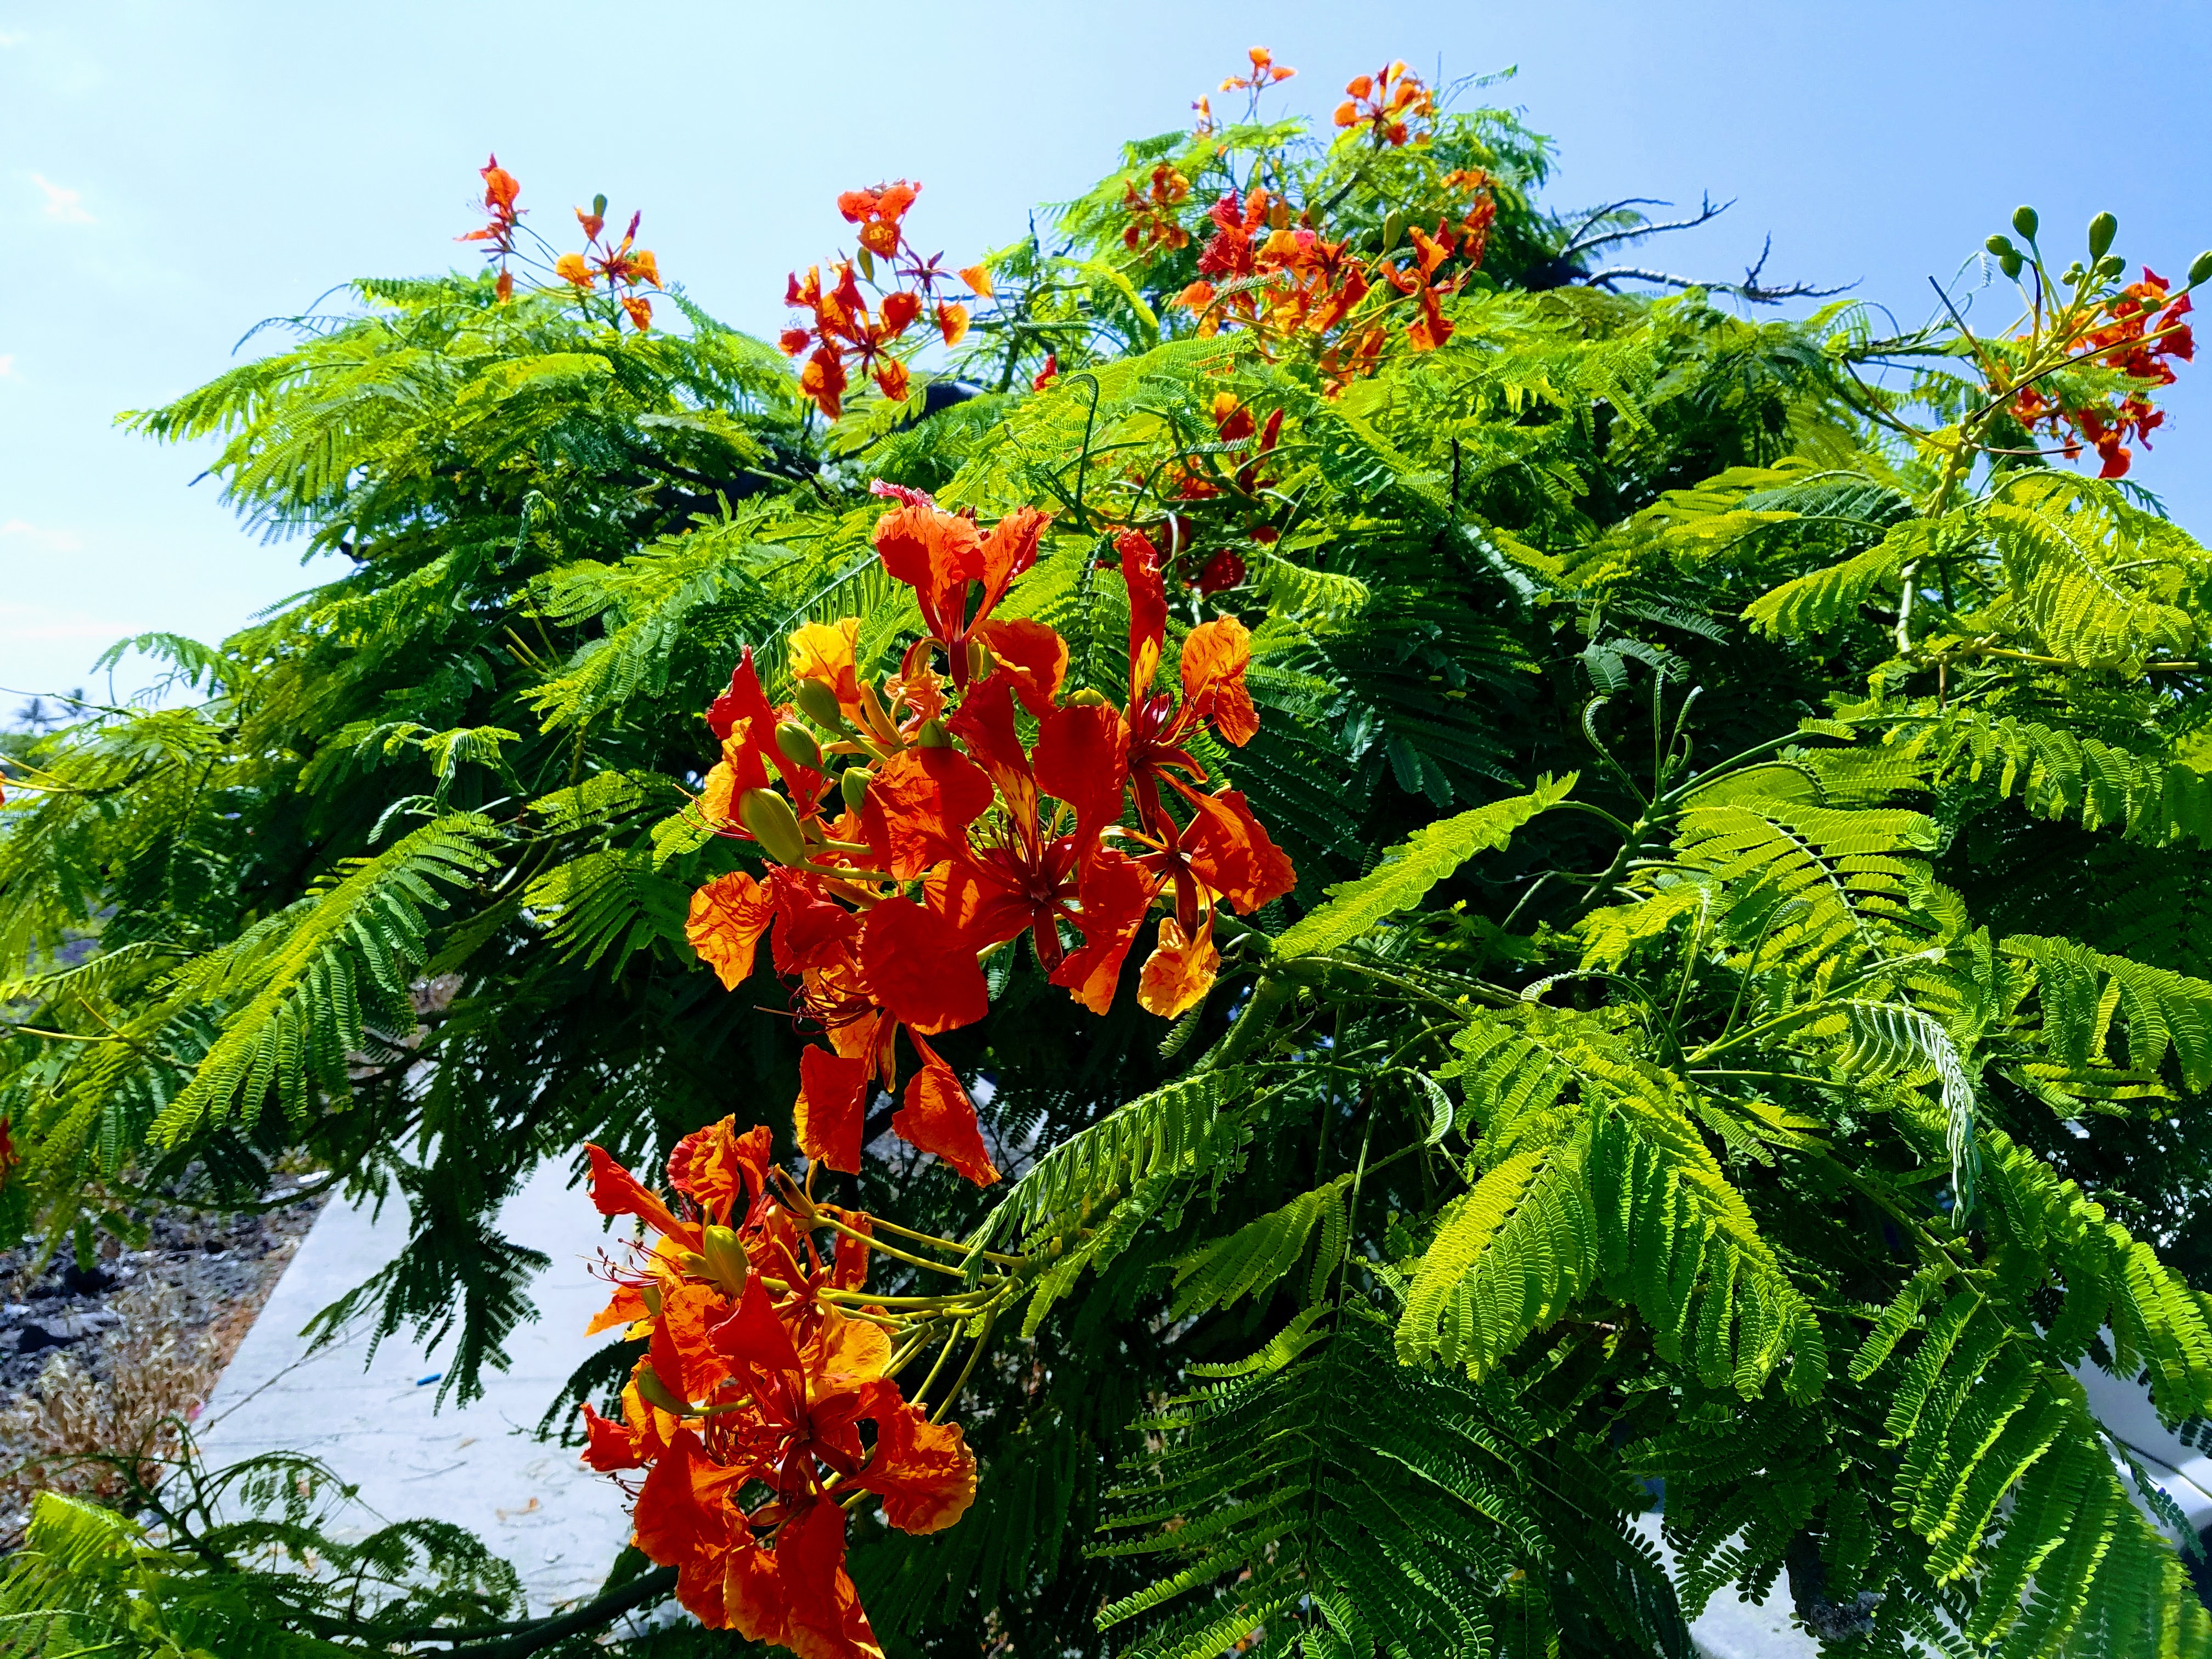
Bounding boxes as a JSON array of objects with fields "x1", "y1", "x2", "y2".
[
  {"x1": 457, "y1": 154, "x2": 524, "y2": 302},
  {"x1": 1333, "y1": 61, "x2": 1435, "y2": 148},
  {"x1": 1221, "y1": 45, "x2": 1296, "y2": 95},
  {"x1": 781, "y1": 184, "x2": 991, "y2": 420},
  {"x1": 682, "y1": 493, "x2": 1294, "y2": 1187},
  {"x1": 1122, "y1": 162, "x2": 1193, "y2": 258},
  {"x1": 579, "y1": 1119, "x2": 974, "y2": 1652},
  {"x1": 555, "y1": 204, "x2": 663, "y2": 333},
  {"x1": 2012, "y1": 268, "x2": 2196, "y2": 478}
]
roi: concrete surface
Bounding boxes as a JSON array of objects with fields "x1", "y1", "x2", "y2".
[{"x1": 193, "y1": 1160, "x2": 635, "y2": 1615}]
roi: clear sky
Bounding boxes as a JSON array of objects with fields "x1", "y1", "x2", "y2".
[{"x1": 4, "y1": 0, "x2": 2209, "y2": 704}]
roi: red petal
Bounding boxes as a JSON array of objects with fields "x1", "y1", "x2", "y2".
[
  {"x1": 943, "y1": 674, "x2": 1035, "y2": 816},
  {"x1": 578, "y1": 1401, "x2": 645, "y2": 1471},
  {"x1": 873, "y1": 503, "x2": 983, "y2": 641},
  {"x1": 1118, "y1": 529, "x2": 1168, "y2": 696},
  {"x1": 795, "y1": 1046, "x2": 871, "y2": 1173},
  {"x1": 1177, "y1": 786, "x2": 1296, "y2": 913},
  {"x1": 666, "y1": 1117, "x2": 771, "y2": 1226},
  {"x1": 862, "y1": 746, "x2": 994, "y2": 881},
  {"x1": 894, "y1": 1034, "x2": 1000, "y2": 1184},
  {"x1": 1047, "y1": 848, "x2": 1158, "y2": 1013},
  {"x1": 1033, "y1": 702, "x2": 1130, "y2": 856},
  {"x1": 860, "y1": 895, "x2": 989, "y2": 1034},
  {"x1": 1179, "y1": 616, "x2": 1259, "y2": 746},
  {"x1": 769, "y1": 870, "x2": 862, "y2": 975},
  {"x1": 585, "y1": 1144, "x2": 696, "y2": 1248},
  {"x1": 973, "y1": 617, "x2": 1069, "y2": 716},
  {"x1": 777, "y1": 1497, "x2": 879, "y2": 1659},
  {"x1": 631, "y1": 1427, "x2": 747, "y2": 1626},
  {"x1": 708, "y1": 1273, "x2": 804, "y2": 1378},
  {"x1": 857, "y1": 1379, "x2": 979, "y2": 1532},
  {"x1": 685, "y1": 871, "x2": 776, "y2": 990},
  {"x1": 975, "y1": 505, "x2": 1051, "y2": 620}
]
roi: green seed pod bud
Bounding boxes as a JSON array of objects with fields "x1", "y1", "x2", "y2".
[
  {"x1": 1985, "y1": 234, "x2": 2016, "y2": 259},
  {"x1": 2088, "y1": 212, "x2": 2118, "y2": 261},
  {"x1": 840, "y1": 769, "x2": 871, "y2": 816},
  {"x1": 2190, "y1": 251, "x2": 2212, "y2": 288},
  {"x1": 635, "y1": 1364, "x2": 690, "y2": 1417},
  {"x1": 775, "y1": 720, "x2": 823, "y2": 774},
  {"x1": 738, "y1": 787, "x2": 808, "y2": 865},
  {"x1": 792, "y1": 678, "x2": 844, "y2": 731},
  {"x1": 967, "y1": 636, "x2": 992, "y2": 681},
  {"x1": 699, "y1": 1225, "x2": 749, "y2": 1297},
  {"x1": 2095, "y1": 253, "x2": 2126, "y2": 280},
  {"x1": 2012, "y1": 205, "x2": 2039, "y2": 242},
  {"x1": 2062, "y1": 262, "x2": 2086, "y2": 286},
  {"x1": 1381, "y1": 209, "x2": 1404, "y2": 253},
  {"x1": 916, "y1": 717, "x2": 954, "y2": 749},
  {"x1": 1064, "y1": 687, "x2": 1110, "y2": 708},
  {"x1": 1999, "y1": 251, "x2": 2024, "y2": 281},
  {"x1": 855, "y1": 245, "x2": 876, "y2": 283},
  {"x1": 592, "y1": 193, "x2": 608, "y2": 219}
]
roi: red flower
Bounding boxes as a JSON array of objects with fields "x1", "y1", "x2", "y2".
[{"x1": 870, "y1": 495, "x2": 1051, "y2": 690}]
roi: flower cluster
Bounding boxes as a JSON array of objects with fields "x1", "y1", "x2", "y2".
[
  {"x1": 681, "y1": 492, "x2": 1294, "y2": 1187},
  {"x1": 1122, "y1": 162, "x2": 1193, "y2": 258},
  {"x1": 1192, "y1": 44, "x2": 1297, "y2": 134},
  {"x1": 1172, "y1": 181, "x2": 1489, "y2": 372},
  {"x1": 781, "y1": 184, "x2": 991, "y2": 420},
  {"x1": 1334, "y1": 61, "x2": 1435, "y2": 148},
  {"x1": 578, "y1": 1118, "x2": 976, "y2": 1651},
  {"x1": 2011, "y1": 268, "x2": 2196, "y2": 478},
  {"x1": 456, "y1": 156, "x2": 663, "y2": 327},
  {"x1": 458, "y1": 155, "x2": 524, "y2": 302},
  {"x1": 554, "y1": 200, "x2": 663, "y2": 332}
]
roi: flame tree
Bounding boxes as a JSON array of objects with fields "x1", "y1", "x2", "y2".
[{"x1": 3, "y1": 46, "x2": 2212, "y2": 1659}]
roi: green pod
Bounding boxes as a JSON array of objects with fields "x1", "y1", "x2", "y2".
[
  {"x1": 2191, "y1": 251, "x2": 2212, "y2": 288},
  {"x1": 855, "y1": 245, "x2": 876, "y2": 283},
  {"x1": 916, "y1": 717, "x2": 955, "y2": 749},
  {"x1": 2012, "y1": 205, "x2": 2039, "y2": 241},
  {"x1": 840, "y1": 769, "x2": 871, "y2": 815},
  {"x1": 775, "y1": 720, "x2": 824, "y2": 773},
  {"x1": 792, "y1": 678, "x2": 844, "y2": 730},
  {"x1": 739, "y1": 787, "x2": 808, "y2": 865},
  {"x1": 2088, "y1": 212, "x2": 2118, "y2": 261},
  {"x1": 1381, "y1": 209, "x2": 1404, "y2": 253},
  {"x1": 1984, "y1": 234, "x2": 2016, "y2": 259},
  {"x1": 1999, "y1": 251, "x2": 2024, "y2": 281},
  {"x1": 1063, "y1": 687, "x2": 1110, "y2": 708},
  {"x1": 635, "y1": 1364, "x2": 690, "y2": 1417},
  {"x1": 591, "y1": 193, "x2": 608, "y2": 219}
]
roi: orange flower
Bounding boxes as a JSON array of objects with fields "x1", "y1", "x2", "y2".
[
  {"x1": 1221, "y1": 45, "x2": 1296, "y2": 91},
  {"x1": 622, "y1": 295, "x2": 653, "y2": 332},
  {"x1": 837, "y1": 180, "x2": 919, "y2": 259},
  {"x1": 1138, "y1": 913, "x2": 1220, "y2": 1018},
  {"x1": 1333, "y1": 61, "x2": 1434, "y2": 148},
  {"x1": 938, "y1": 301, "x2": 970, "y2": 347},
  {"x1": 1122, "y1": 162, "x2": 1193, "y2": 258},
  {"x1": 957, "y1": 263, "x2": 994, "y2": 299},
  {"x1": 555, "y1": 252, "x2": 594, "y2": 290}
]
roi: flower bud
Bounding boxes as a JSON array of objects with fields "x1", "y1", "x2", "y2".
[
  {"x1": 699, "y1": 1225, "x2": 748, "y2": 1296},
  {"x1": 775, "y1": 721, "x2": 823, "y2": 773},
  {"x1": 2087, "y1": 212, "x2": 2117, "y2": 261},
  {"x1": 1999, "y1": 251, "x2": 2024, "y2": 281},
  {"x1": 2011, "y1": 205, "x2": 2039, "y2": 242},
  {"x1": 855, "y1": 245, "x2": 876, "y2": 283},
  {"x1": 592, "y1": 193, "x2": 608, "y2": 219},
  {"x1": 792, "y1": 678, "x2": 845, "y2": 730},
  {"x1": 1984, "y1": 234, "x2": 2016, "y2": 259},
  {"x1": 916, "y1": 717, "x2": 954, "y2": 748},
  {"x1": 2095, "y1": 253, "x2": 2125, "y2": 280},
  {"x1": 1064, "y1": 687, "x2": 1110, "y2": 708},
  {"x1": 967, "y1": 636, "x2": 992, "y2": 681},
  {"x1": 1381, "y1": 210, "x2": 1404, "y2": 253},
  {"x1": 635, "y1": 1364, "x2": 690, "y2": 1417},
  {"x1": 840, "y1": 769, "x2": 871, "y2": 815},
  {"x1": 2191, "y1": 251, "x2": 2212, "y2": 288},
  {"x1": 739, "y1": 787, "x2": 808, "y2": 865}
]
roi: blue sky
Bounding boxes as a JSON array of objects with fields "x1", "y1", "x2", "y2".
[{"x1": 4, "y1": 0, "x2": 2208, "y2": 704}]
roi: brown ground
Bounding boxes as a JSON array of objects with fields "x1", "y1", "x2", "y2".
[{"x1": 0, "y1": 1175, "x2": 330, "y2": 1542}]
